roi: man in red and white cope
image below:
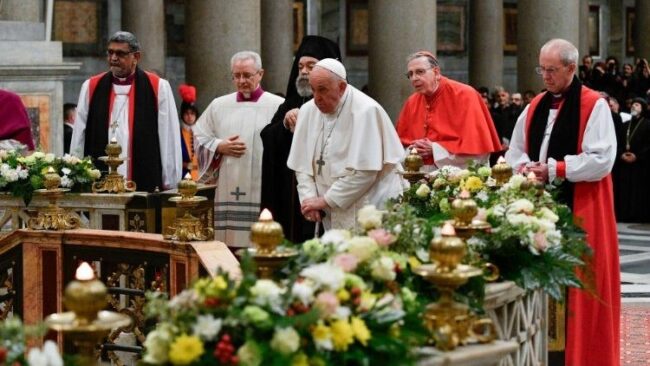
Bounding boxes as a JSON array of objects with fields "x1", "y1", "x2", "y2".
[{"x1": 505, "y1": 38, "x2": 619, "y2": 366}]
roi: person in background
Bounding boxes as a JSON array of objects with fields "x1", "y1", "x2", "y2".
[
  {"x1": 178, "y1": 84, "x2": 200, "y2": 180},
  {"x1": 63, "y1": 103, "x2": 76, "y2": 154}
]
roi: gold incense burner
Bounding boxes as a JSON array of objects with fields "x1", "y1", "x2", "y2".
[
  {"x1": 163, "y1": 174, "x2": 213, "y2": 241},
  {"x1": 400, "y1": 148, "x2": 426, "y2": 184},
  {"x1": 414, "y1": 224, "x2": 496, "y2": 350},
  {"x1": 491, "y1": 156, "x2": 513, "y2": 186},
  {"x1": 92, "y1": 138, "x2": 136, "y2": 193},
  {"x1": 45, "y1": 262, "x2": 131, "y2": 366},
  {"x1": 28, "y1": 167, "x2": 80, "y2": 230},
  {"x1": 238, "y1": 209, "x2": 297, "y2": 279}
]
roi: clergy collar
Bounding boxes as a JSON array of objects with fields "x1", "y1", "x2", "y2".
[
  {"x1": 236, "y1": 86, "x2": 264, "y2": 102},
  {"x1": 112, "y1": 72, "x2": 136, "y2": 85}
]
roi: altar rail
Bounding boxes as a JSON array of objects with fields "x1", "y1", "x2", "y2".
[{"x1": 0, "y1": 228, "x2": 238, "y2": 366}]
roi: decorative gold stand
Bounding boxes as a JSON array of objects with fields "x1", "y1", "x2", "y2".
[
  {"x1": 400, "y1": 148, "x2": 426, "y2": 184},
  {"x1": 491, "y1": 156, "x2": 512, "y2": 186},
  {"x1": 450, "y1": 190, "x2": 490, "y2": 239},
  {"x1": 163, "y1": 174, "x2": 214, "y2": 241},
  {"x1": 28, "y1": 167, "x2": 80, "y2": 230},
  {"x1": 92, "y1": 138, "x2": 136, "y2": 193},
  {"x1": 414, "y1": 224, "x2": 496, "y2": 350},
  {"x1": 45, "y1": 262, "x2": 131, "y2": 366},
  {"x1": 238, "y1": 209, "x2": 297, "y2": 279}
]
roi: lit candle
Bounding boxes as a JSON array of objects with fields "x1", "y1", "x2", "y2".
[
  {"x1": 75, "y1": 262, "x2": 95, "y2": 281},
  {"x1": 259, "y1": 208, "x2": 273, "y2": 221},
  {"x1": 527, "y1": 172, "x2": 537, "y2": 181},
  {"x1": 411, "y1": 148, "x2": 418, "y2": 155},
  {"x1": 441, "y1": 222, "x2": 456, "y2": 236},
  {"x1": 110, "y1": 137, "x2": 118, "y2": 144},
  {"x1": 497, "y1": 156, "x2": 506, "y2": 164},
  {"x1": 47, "y1": 167, "x2": 56, "y2": 174},
  {"x1": 184, "y1": 172, "x2": 192, "y2": 180}
]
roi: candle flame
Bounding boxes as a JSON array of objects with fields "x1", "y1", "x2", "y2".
[
  {"x1": 47, "y1": 166, "x2": 56, "y2": 173},
  {"x1": 441, "y1": 222, "x2": 456, "y2": 236},
  {"x1": 410, "y1": 148, "x2": 418, "y2": 155},
  {"x1": 527, "y1": 172, "x2": 537, "y2": 181},
  {"x1": 110, "y1": 137, "x2": 118, "y2": 143},
  {"x1": 259, "y1": 208, "x2": 273, "y2": 221},
  {"x1": 184, "y1": 172, "x2": 192, "y2": 180},
  {"x1": 75, "y1": 262, "x2": 95, "y2": 280},
  {"x1": 497, "y1": 156, "x2": 506, "y2": 164}
]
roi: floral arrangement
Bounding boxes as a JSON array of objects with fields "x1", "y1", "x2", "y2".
[
  {"x1": 396, "y1": 163, "x2": 591, "y2": 300},
  {"x1": 0, "y1": 150, "x2": 101, "y2": 204},
  {"x1": 0, "y1": 317, "x2": 62, "y2": 366},
  {"x1": 142, "y1": 210, "x2": 430, "y2": 366}
]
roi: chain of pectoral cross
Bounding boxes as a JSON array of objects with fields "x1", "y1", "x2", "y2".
[
  {"x1": 110, "y1": 97, "x2": 129, "y2": 138},
  {"x1": 316, "y1": 93, "x2": 349, "y2": 176}
]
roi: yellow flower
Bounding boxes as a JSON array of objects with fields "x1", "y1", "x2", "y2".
[
  {"x1": 213, "y1": 276, "x2": 227, "y2": 290},
  {"x1": 350, "y1": 317, "x2": 371, "y2": 346},
  {"x1": 168, "y1": 334, "x2": 204, "y2": 365},
  {"x1": 330, "y1": 319, "x2": 355, "y2": 351},
  {"x1": 337, "y1": 288, "x2": 350, "y2": 302},
  {"x1": 408, "y1": 256, "x2": 421, "y2": 269},
  {"x1": 291, "y1": 353, "x2": 309, "y2": 366},
  {"x1": 389, "y1": 323, "x2": 401, "y2": 338},
  {"x1": 463, "y1": 176, "x2": 484, "y2": 192},
  {"x1": 311, "y1": 321, "x2": 332, "y2": 350}
]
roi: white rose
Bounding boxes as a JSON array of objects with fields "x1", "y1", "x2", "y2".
[
  {"x1": 415, "y1": 184, "x2": 431, "y2": 197},
  {"x1": 538, "y1": 207, "x2": 559, "y2": 223},
  {"x1": 88, "y1": 169, "x2": 101, "y2": 179},
  {"x1": 61, "y1": 167, "x2": 72, "y2": 175},
  {"x1": 508, "y1": 174, "x2": 527, "y2": 189},
  {"x1": 143, "y1": 328, "x2": 171, "y2": 364},
  {"x1": 357, "y1": 204, "x2": 384, "y2": 230},
  {"x1": 370, "y1": 257, "x2": 396, "y2": 281},
  {"x1": 508, "y1": 199, "x2": 535, "y2": 214},
  {"x1": 60, "y1": 175, "x2": 74, "y2": 188},
  {"x1": 321, "y1": 229, "x2": 351, "y2": 248},
  {"x1": 44, "y1": 153, "x2": 56, "y2": 163},
  {"x1": 291, "y1": 281, "x2": 315, "y2": 306},
  {"x1": 270, "y1": 327, "x2": 300, "y2": 355},
  {"x1": 192, "y1": 314, "x2": 222, "y2": 341},
  {"x1": 250, "y1": 279, "x2": 286, "y2": 310},
  {"x1": 507, "y1": 213, "x2": 532, "y2": 226},
  {"x1": 32, "y1": 151, "x2": 45, "y2": 159},
  {"x1": 346, "y1": 236, "x2": 379, "y2": 262},
  {"x1": 300, "y1": 263, "x2": 345, "y2": 291}
]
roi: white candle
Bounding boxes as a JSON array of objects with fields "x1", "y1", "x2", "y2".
[
  {"x1": 497, "y1": 156, "x2": 506, "y2": 164},
  {"x1": 75, "y1": 262, "x2": 95, "y2": 281},
  {"x1": 110, "y1": 137, "x2": 118, "y2": 144},
  {"x1": 259, "y1": 208, "x2": 273, "y2": 221},
  {"x1": 527, "y1": 172, "x2": 537, "y2": 181},
  {"x1": 184, "y1": 172, "x2": 192, "y2": 180},
  {"x1": 411, "y1": 148, "x2": 418, "y2": 155},
  {"x1": 441, "y1": 223, "x2": 456, "y2": 236}
]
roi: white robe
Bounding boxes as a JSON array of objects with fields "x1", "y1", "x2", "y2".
[
  {"x1": 505, "y1": 98, "x2": 616, "y2": 182},
  {"x1": 70, "y1": 77, "x2": 182, "y2": 190},
  {"x1": 287, "y1": 86, "x2": 406, "y2": 230},
  {"x1": 194, "y1": 92, "x2": 284, "y2": 247}
]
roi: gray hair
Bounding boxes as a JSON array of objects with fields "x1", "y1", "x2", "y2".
[
  {"x1": 108, "y1": 31, "x2": 140, "y2": 52},
  {"x1": 541, "y1": 39, "x2": 579, "y2": 66},
  {"x1": 230, "y1": 51, "x2": 262, "y2": 70},
  {"x1": 406, "y1": 51, "x2": 440, "y2": 68}
]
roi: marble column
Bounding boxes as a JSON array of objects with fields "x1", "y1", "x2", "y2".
[
  {"x1": 261, "y1": 0, "x2": 293, "y2": 95},
  {"x1": 368, "y1": 0, "x2": 436, "y2": 121},
  {"x1": 122, "y1": 0, "x2": 165, "y2": 75},
  {"x1": 609, "y1": 0, "x2": 625, "y2": 62},
  {"x1": 186, "y1": 0, "x2": 261, "y2": 110},
  {"x1": 0, "y1": 0, "x2": 40, "y2": 22},
  {"x1": 469, "y1": 0, "x2": 503, "y2": 89},
  {"x1": 517, "y1": 0, "x2": 579, "y2": 94},
  {"x1": 635, "y1": 0, "x2": 650, "y2": 61},
  {"x1": 578, "y1": 0, "x2": 589, "y2": 60}
]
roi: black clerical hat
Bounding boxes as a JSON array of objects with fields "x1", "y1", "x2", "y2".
[{"x1": 284, "y1": 36, "x2": 342, "y2": 99}]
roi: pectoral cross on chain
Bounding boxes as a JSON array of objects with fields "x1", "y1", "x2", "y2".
[
  {"x1": 110, "y1": 120, "x2": 119, "y2": 135},
  {"x1": 316, "y1": 155, "x2": 325, "y2": 176}
]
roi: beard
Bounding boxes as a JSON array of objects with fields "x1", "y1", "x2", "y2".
[{"x1": 295, "y1": 75, "x2": 313, "y2": 97}]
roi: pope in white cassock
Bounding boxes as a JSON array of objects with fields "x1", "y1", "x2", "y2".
[
  {"x1": 194, "y1": 51, "x2": 284, "y2": 247},
  {"x1": 287, "y1": 59, "x2": 405, "y2": 230}
]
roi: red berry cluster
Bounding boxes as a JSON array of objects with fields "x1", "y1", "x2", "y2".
[
  {"x1": 0, "y1": 347, "x2": 7, "y2": 363},
  {"x1": 286, "y1": 301, "x2": 310, "y2": 316},
  {"x1": 204, "y1": 296, "x2": 220, "y2": 308},
  {"x1": 350, "y1": 287, "x2": 362, "y2": 307},
  {"x1": 214, "y1": 334, "x2": 238, "y2": 365}
]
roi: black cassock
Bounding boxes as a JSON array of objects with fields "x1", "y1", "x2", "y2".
[
  {"x1": 260, "y1": 36, "x2": 342, "y2": 243},
  {"x1": 613, "y1": 115, "x2": 650, "y2": 222}
]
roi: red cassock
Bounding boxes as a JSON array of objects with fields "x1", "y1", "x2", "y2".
[
  {"x1": 396, "y1": 77, "x2": 501, "y2": 165},
  {"x1": 0, "y1": 89, "x2": 35, "y2": 150},
  {"x1": 526, "y1": 88, "x2": 620, "y2": 366}
]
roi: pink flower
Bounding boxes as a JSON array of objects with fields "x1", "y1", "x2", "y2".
[
  {"x1": 314, "y1": 292, "x2": 339, "y2": 318},
  {"x1": 533, "y1": 231, "x2": 547, "y2": 252},
  {"x1": 333, "y1": 254, "x2": 359, "y2": 272},
  {"x1": 367, "y1": 229, "x2": 396, "y2": 248}
]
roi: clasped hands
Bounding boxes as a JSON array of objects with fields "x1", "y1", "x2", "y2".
[
  {"x1": 407, "y1": 138, "x2": 433, "y2": 160},
  {"x1": 217, "y1": 135, "x2": 246, "y2": 157},
  {"x1": 522, "y1": 161, "x2": 549, "y2": 182},
  {"x1": 301, "y1": 197, "x2": 328, "y2": 222}
]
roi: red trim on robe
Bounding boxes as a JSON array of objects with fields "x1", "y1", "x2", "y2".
[
  {"x1": 88, "y1": 71, "x2": 160, "y2": 180},
  {"x1": 396, "y1": 77, "x2": 501, "y2": 165},
  {"x1": 525, "y1": 87, "x2": 620, "y2": 366},
  {"x1": 556, "y1": 161, "x2": 566, "y2": 178}
]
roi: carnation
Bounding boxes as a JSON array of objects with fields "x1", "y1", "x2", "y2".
[
  {"x1": 357, "y1": 204, "x2": 384, "y2": 230},
  {"x1": 314, "y1": 292, "x2": 339, "y2": 318},
  {"x1": 270, "y1": 327, "x2": 301, "y2": 355},
  {"x1": 333, "y1": 253, "x2": 360, "y2": 272},
  {"x1": 367, "y1": 229, "x2": 396, "y2": 247}
]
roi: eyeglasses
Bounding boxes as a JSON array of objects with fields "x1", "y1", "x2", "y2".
[
  {"x1": 535, "y1": 66, "x2": 565, "y2": 75},
  {"x1": 232, "y1": 71, "x2": 260, "y2": 81},
  {"x1": 106, "y1": 49, "x2": 135, "y2": 58},
  {"x1": 405, "y1": 68, "x2": 432, "y2": 80}
]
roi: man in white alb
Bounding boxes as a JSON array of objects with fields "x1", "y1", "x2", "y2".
[
  {"x1": 194, "y1": 51, "x2": 284, "y2": 247},
  {"x1": 287, "y1": 58, "x2": 405, "y2": 230}
]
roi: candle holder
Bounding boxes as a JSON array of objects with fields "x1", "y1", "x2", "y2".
[
  {"x1": 413, "y1": 224, "x2": 495, "y2": 350},
  {"x1": 163, "y1": 174, "x2": 213, "y2": 242},
  {"x1": 399, "y1": 148, "x2": 426, "y2": 184},
  {"x1": 45, "y1": 262, "x2": 131, "y2": 366},
  {"x1": 237, "y1": 209, "x2": 297, "y2": 279},
  {"x1": 92, "y1": 139, "x2": 136, "y2": 193},
  {"x1": 491, "y1": 157, "x2": 512, "y2": 186},
  {"x1": 28, "y1": 167, "x2": 80, "y2": 230}
]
